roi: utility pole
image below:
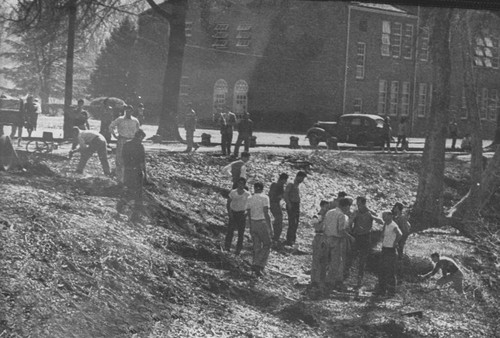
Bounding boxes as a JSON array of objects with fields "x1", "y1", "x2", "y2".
[{"x1": 63, "y1": 0, "x2": 77, "y2": 139}]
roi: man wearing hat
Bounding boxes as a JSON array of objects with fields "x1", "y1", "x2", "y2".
[{"x1": 109, "y1": 105, "x2": 140, "y2": 182}]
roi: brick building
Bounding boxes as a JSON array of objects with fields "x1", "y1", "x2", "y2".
[{"x1": 136, "y1": 1, "x2": 499, "y2": 137}]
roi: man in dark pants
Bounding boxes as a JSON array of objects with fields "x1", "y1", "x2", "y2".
[
  {"x1": 346, "y1": 196, "x2": 383, "y2": 287},
  {"x1": 216, "y1": 109, "x2": 236, "y2": 155},
  {"x1": 283, "y1": 171, "x2": 307, "y2": 246},
  {"x1": 116, "y1": 129, "x2": 147, "y2": 223},
  {"x1": 69, "y1": 127, "x2": 111, "y2": 176},
  {"x1": 233, "y1": 112, "x2": 253, "y2": 157},
  {"x1": 268, "y1": 173, "x2": 289, "y2": 243},
  {"x1": 375, "y1": 211, "x2": 402, "y2": 297},
  {"x1": 449, "y1": 119, "x2": 459, "y2": 150},
  {"x1": 224, "y1": 177, "x2": 251, "y2": 255}
]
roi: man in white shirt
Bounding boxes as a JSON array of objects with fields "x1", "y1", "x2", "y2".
[
  {"x1": 109, "y1": 105, "x2": 140, "y2": 183},
  {"x1": 375, "y1": 211, "x2": 402, "y2": 297},
  {"x1": 225, "y1": 177, "x2": 251, "y2": 255},
  {"x1": 246, "y1": 181, "x2": 272, "y2": 277},
  {"x1": 323, "y1": 197, "x2": 353, "y2": 292},
  {"x1": 69, "y1": 127, "x2": 111, "y2": 176}
]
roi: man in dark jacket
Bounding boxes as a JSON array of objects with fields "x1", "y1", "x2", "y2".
[{"x1": 233, "y1": 112, "x2": 253, "y2": 157}]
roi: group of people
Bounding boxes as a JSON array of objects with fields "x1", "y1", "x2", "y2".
[
  {"x1": 221, "y1": 159, "x2": 465, "y2": 297},
  {"x1": 382, "y1": 116, "x2": 410, "y2": 153},
  {"x1": 213, "y1": 107, "x2": 254, "y2": 157},
  {"x1": 1, "y1": 94, "x2": 40, "y2": 145}
]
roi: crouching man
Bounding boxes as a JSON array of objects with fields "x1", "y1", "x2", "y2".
[
  {"x1": 420, "y1": 252, "x2": 465, "y2": 296},
  {"x1": 69, "y1": 127, "x2": 111, "y2": 176}
]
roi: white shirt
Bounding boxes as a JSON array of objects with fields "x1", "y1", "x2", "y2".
[
  {"x1": 229, "y1": 189, "x2": 250, "y2": 212},
  {"x1": 323, "y1": 208, "x2": 348, "y2": 237},
  {"x1": 221, "y1": 160, "x2": 247, "y2": 179},
  {"x1": 246, "y1": 193, "x2": 270, "y2": 221},
  {"x1": 109, "y1": 116, "x2": 140, "y2": 139},
  {"x1": 382, "y1": 221, "x2": 402, "y2": 248}
]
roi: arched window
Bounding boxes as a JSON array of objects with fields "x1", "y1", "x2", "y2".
[
  {"x1": 233, "y1": 80, "x2": 248, "y2": 118},
  {"x1": 213, "y1": 79, "x2": 228, "y2": 111}
]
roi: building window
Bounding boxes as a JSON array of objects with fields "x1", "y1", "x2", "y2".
[
  {"x1": 233, "y1": 80, "x2": 248, "y2": 117},
  {"x1": 180, "y1": 76, "x2": 189, "y2": 96},
  {"x1": 417, "y1": 83, "x2": 428, "y2": 117},
  {"x1": 460, "y1": 87, "x2": 468, "y2": 119},
  {"x1": 402, "y1": 24, "x2": 413, "y2": 59},
  {"x1": 212, "y1": 23, "x2": 229, "y2": 49},
  {"x1": 185, "y1": 21, "x2": 193, "y2": 38},
  {"x1": 236, "y1": 24, "x2": 252, "y2": 47},
  {"x1": 419, "y1": 27, "x2": 429, "y2": 61},
  {"x1": 489, "y1": 89, "x2": 498, "y2": 120},
  {"x1": 356, "y1": 42, "x2": 366, "y2": 79},
  {"x1": 401, "y1": 82, "x2": 410, "y2": 116},
  {"x1": 391, "y1": 22, "x2": 402, "y2": 58},
  {"x1": 389, "y1": 81, "x2": 399, "y2": 116},
  {"x1": 359, "y1": 19, "x2": 367, "y2": 32},
  {"x1": 378, "y1": 79, "x2": 388, "y2": 115},
  {"x1": 213, "y1": 79, "x2": 228, "y2": 111},
  {"x1": 474, "y1": 36, "x2": 499, "y2": 69},
  {"x1": 480, "y1": 88, "x2": 488, "y2": 119},
  {"x1": 354, "y1": 98, "x2": 362, "y2": 113},
  {"x1": 381, "y1": 21, "x2": 390, "y2": 56}
]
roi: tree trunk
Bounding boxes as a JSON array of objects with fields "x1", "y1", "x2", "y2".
[
  {"x1": 152, "y1": 0, "x2": 187, "y2": 141},
  {"x1": 411, "y1": 8, "x2": 453, "y2": 232},
  {"x1": 63, "y1": 0, "x2": 77, "y2": 139}
]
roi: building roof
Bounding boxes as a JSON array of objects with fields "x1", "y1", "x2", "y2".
[{"x1": 351, "y1": 2, "x2": 407, "y2": 14}]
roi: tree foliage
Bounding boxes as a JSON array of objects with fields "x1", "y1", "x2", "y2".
[{"x1": 89, "y1": 17, "x2": 139, "y2": 100}]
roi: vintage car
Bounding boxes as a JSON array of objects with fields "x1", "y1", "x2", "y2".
[
  {"x1": 305, "y1": 113, "x2": 386, "y2": 147},
  {"x1": 0, "y1": 96, "x2": 24, "y2": 127}
]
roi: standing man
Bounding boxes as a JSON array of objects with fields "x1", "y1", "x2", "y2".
[
  {"x1": 24, "y1": 95, "x2": 40, "y2": 138},
  {"x1": 449, "y1": 118, "x2": 459, "y2": 150},
  {"x1": 395, "y1": 117, "x2": 409, "y2": 152},
  {"x1": 72, "y1": 99, "x2": 90, "y2": 130},
  {"x1": 382, "y1": 116, "x2": 393, "y2": 153},
  {"x1": 109, "y1": 105, "x2": 140, "y2": 183},
  {"x1": 69, "y1": 127, "x2": 111, "y2": 176},
  {"x1": 246, "y1": 181, "x2": 272, "y2": 277},
  {"x1": 419, "y1": 252, "x2": 465, "y2": 296},
  {"x1": 233, "y1": 112, "x2": 253, "y2": 157},
  {"x1": 116, "y1": 129, "x2": 148, "y2": 223},
  {"x1": 224, "y1": 177, "x2": 251, "y2": 255},
  {"x1": 323, "y1": 197, "x2": 353, "y2": 292},
  {"x1": 283, "y1": 171, "x2": 307, "y2": 246},
  {"x1": 99, "y1": 98, "x2": 114, "y2": 143},
  {"x1": 221, "y1": 151, "x2": 250, "y2": 189},
  {"x1": 346, "y1": 196, "x2": 383, "y2": 287},
  {"x1": 374, "y1": 211, "x2": 402, "y2": 297},
  {"x1": 215, "y1": 108, "x2": 236, "y2": 155},
  {"x1": 392, "y1": 202, "x2": 411, "y2": 260},
  {"x1": 268, "y1": 173, "x2": 289, "y2": 243},
  {"x1": 184, "y1": 104, "x2": 199, "y2": 152}
]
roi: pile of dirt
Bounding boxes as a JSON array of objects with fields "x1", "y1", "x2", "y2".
[{"x1": 1, "y1": 149, "x2": 499, "y2": 337}]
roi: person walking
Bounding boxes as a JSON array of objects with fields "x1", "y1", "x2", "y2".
[
  {"x1": 233, "y1": 112, "x2": 253, "y2": 157},
  {"x1": 184, "y1": 104, "x2": 199, "y2": 152},
  {"x1": 323, "y1": 197, "x2": 353, "y2": 292},
  {"x1": 395, "y1": 117, "x2": 409, "y2": 152},
  {"x1": 221, "y1": 152, "x2": 250, "y2": 189},
  {"x1": 449, "y1": 119, "x2": 459, "y2": 150},
  {"x1": 69, "y1": 127, "x2": 111, "y2": 176},
  {"x1": 224, "y1": 177, "x2": 251, "y2": 255},
  {"x1": 382, "y1": 116, "x2": 393, "y2": 153},
  {"x1": 109, "y1": 105, "x2": 140, "y2": 183},
  {"x1": 419, "y1": 252, "x2": 465, "y2": 296},
  {"x1": 374, "y1": 211, "x2": 402, "y2": 297},
  {"x1": 246, "y1": 181, "x2": 272, "y2": 277},
  {"x1": 345, "y1": 196, "x2": 383, "y2": 287},
  {"x1": 283, "y1": 171, "x2": 307, "y2": 246},
  {"x1": 268, "y1": 173, "x2": 289, "y2": 243},
  {"x1": 116, "y1": 129, "x2": 148, "y2": 223}
]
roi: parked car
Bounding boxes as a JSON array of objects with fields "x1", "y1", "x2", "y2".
[{"x1": 305, "y1": 113, "x2": 386, "y2": 147}]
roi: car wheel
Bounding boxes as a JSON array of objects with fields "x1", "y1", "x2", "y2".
[{"x1": 309, "y1": 135, "x2": 319, "y2": 147}]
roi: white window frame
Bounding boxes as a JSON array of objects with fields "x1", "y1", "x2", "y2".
[
  {"x1": 213, "y1": 23, "x2": 229, "y2": 49},
  {"x1": 354, "y1": 98, "x2": 363, "y2": 113},
  {"x1": 236, "y1": 24, "x2": 252, "y2": 48},
  {"x1": 391, "y1": 22, "x2": 402, "y2": 58},
  {"x1": 378, "y1": 79, "x2": 388, "y2": 115},
  {"x1": 489, "y1": 89, "x2": 498, "y2": 121},
  {"x1": 481, "y1": 88, "x2": 488, "y2": 119},
  {"x1": 381, "y1": 21, "x2": 391, "y2": 56},
  {"x1": 460, "y1": 87, "x2": 468, "y2": 120},
  {"x1": 185, "y1": 21, "x2": 193, "y2": 38},
  {"x1": 213, "y1": 79, "x2": 228, "y2": 111},
  {"x1": 389, "y1": 81, "x2": 399, "y2": 116},
  {"x1": 180, "y1": 76, "x2": 189, "y2": 96},
  {"x1": 420, "y1": 27, "x2": 429, "y2": 62},
  {"x1": 402, "y1": 24, "x2": 413, "y2": 59},
  {"x1": 233, "y1": 80, "x2": 249, "y2": 117},
  {"x1": 417, "y1": 83, "x2": 427, "y2": 117},
  {"x1": 356, "y1": 42, "x2": 366, "y2": 79},
  {"x1": 401, "y1": 82, "x2": 410, "y2": 116}
]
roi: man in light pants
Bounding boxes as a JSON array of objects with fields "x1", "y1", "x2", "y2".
[
  {"x1": 109, "y1": 105, "x2": 140, "y2": 183},
  {"x1": 246, "y1": 181, "x2": 273, "y2": 277}
]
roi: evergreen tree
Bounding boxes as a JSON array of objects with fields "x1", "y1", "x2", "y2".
[{"x1": 90, "y1": 17, "x2": 139, "y2": 100}]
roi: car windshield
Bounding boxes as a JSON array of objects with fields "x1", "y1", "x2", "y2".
[{"x1": 375, "y1": 119, "x2": 384, "y2": 128}]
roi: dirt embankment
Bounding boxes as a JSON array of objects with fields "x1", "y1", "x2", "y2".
[{"x1": 1, "y1": 149, "x2": 499, "y2": 337}]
